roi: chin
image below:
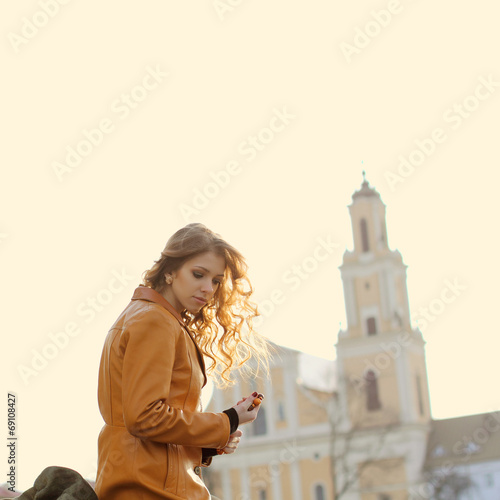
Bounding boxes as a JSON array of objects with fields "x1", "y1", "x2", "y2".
[{"x1": 185, "y1": 305, "x2": 203, "y2": 315}]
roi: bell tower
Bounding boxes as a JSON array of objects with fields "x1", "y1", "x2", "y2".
[
  {"x1": 334, "y1": 174, "x2": 432, "y2": 499},
  {"x1": 340, "y1": 171, "x2": 412, "y2": 340}
]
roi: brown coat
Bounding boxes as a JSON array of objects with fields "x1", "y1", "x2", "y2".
[{"x1": 95, "y1": 286, "x2": 231, "y2": 500}]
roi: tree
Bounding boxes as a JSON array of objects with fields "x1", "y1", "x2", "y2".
[
  {"x1": 298, "y1": 371, "x2": 398, "y2": 499},
  {"x1": 424, "y1": 469, "x2": 476, "y2": 500}
]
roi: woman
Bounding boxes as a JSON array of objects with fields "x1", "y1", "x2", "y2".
[{"x1": 95, "y1": 223, "x2": 269, "y2": 500}]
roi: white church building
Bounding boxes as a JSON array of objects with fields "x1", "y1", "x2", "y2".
[{"x1": 205, "y1": 176, "x2": 500, "y2": 500}]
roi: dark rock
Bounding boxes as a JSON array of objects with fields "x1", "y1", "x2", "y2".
[{"x1": 13, "y1": 467, "x2": 97, "y2": 500}]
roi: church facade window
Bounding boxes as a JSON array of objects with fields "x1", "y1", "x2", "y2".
[
  {"x1": 367, "y1": 316, "x2": 377, "y2": 335},
  {"x1": 252, "y1": 407, "x2": 267, "y2": 436},
  {"x1": 365, "y1": 370, "x2": 381, "y2": 411},
  {"x1": 277, "y1": 401, "x2": 286, "y2": 422}
]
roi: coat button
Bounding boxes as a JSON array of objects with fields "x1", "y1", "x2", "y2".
[{"x1": 194, "y1": 466, "x2": 201, "y2": 475}]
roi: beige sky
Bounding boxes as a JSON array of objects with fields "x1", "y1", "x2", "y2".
[{"x1": 2, "y1": 0, "x2": 500, "y2": 491}]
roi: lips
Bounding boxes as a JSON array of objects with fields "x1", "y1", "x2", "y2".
[{"x1": 193, "y1": 297, "x2": 207, "y2": 305}]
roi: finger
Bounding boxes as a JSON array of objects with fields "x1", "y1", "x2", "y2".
[
  {"x1": 240, "y1": 392, "x2": 259, "y2": 402},
  {"x1": 224, "y1": 440, "x2": 239, "y2": 451},
  {"x1": 236, "y1": 394, "x2": 253, "y2": 405}
]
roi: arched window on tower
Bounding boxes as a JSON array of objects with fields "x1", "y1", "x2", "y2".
[
  {"x1": 360, "y1": 218, "x2": 370, "y2": 252},
  {"x1": 365, "y1": 370, "x2": 381, "y2": 411},
  {"x1": 313, "y1": 484, "x2": 326, "y2": 500}
]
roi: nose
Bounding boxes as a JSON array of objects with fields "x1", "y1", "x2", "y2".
[{"x1": 200, "y1": 278, "x2": 214, "y2": 295}]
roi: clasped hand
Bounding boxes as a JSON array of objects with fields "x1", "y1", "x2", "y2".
[
  {"x1": 220, "y1": 429, "x2": 242, "y2": 454},
  {"x1": 221, "y1": 392, "x2": 264, "y2": 455}
]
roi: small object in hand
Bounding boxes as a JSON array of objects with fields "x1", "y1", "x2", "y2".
[
  {"x1": 247, "y1": 394, "x2": 264, "y2": 411},
  {"x1": 216, "y1": 449, "x2": 225, "y2": 455}
]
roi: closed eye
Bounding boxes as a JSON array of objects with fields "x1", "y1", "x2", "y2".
[
  {"x1": 193, "y1": 271, "x2": 222, "y2": 286},
  {"x1": 194, "y1": 272, "x2": 221, "y2": 284}
]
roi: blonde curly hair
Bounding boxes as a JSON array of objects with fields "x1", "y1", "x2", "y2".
[{"x1": 141, "y1": 223, "x2": 270, "y2": 387}]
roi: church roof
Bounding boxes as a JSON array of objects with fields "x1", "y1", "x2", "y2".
[
  {"x1": 352, "y1": 171, "x2": 381, "y2": 201},
  {"x1": 425, "y1": 412, "x2": 500, "y2": 469},
  {"x1": 297, "y1": 351, "x2": 337, "y2": 393},
  {"x1": 264, "y1": 341, "x2": 337, "y2": 394}
]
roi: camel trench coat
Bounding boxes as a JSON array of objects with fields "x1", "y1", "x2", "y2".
[{"x1": 95, "y1": 286, "x2": 231, "y2": 500}]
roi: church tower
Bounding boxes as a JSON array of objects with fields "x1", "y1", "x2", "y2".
[{"x1": 334, "y1": 174, "x2": 432, "y2": 499}]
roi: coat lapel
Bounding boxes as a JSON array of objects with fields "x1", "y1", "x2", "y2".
[{"x1": 131, "y1": 286, "x2": 208, "y2": 386}]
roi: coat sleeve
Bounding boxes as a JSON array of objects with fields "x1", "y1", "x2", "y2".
[{"x1": 120, "y1": 306, "x2": 231, "y2": 449}]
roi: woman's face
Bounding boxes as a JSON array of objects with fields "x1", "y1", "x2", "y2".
[{"x1": 163, "y1": 251, "x2": 226, "y2": 314}]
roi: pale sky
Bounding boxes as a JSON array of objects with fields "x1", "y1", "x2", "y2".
[{"x1": 2, "y1": 0, "x2": 499, "y2": 491}]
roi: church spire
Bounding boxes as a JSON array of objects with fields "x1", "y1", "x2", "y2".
[
  {"x1": 339, "y1": 176, "x2": 415, "y2": 337},
  {"x1": 348, "y1": 172, "x2": 387, "y2": 256}
]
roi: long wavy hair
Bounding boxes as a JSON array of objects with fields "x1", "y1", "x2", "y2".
[{"x1": 141, "y1": 223, "x2": 270, "y2": 387}]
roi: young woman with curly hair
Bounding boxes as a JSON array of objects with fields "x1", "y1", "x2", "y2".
[{"x1": 95, "y1": 223, "x2": 269, "y2": 500}]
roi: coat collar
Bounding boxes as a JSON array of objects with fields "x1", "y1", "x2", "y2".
[
  {"x1": 131, "y1": 286, "x2": 208, "y2": 387},
  {"x1": 132, "y1": 285, "x2": 184, "y2": 324}
]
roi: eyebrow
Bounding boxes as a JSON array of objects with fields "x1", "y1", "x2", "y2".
[{"x1": 193, "y1": 266, "x2": 225, "y2": 277}]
